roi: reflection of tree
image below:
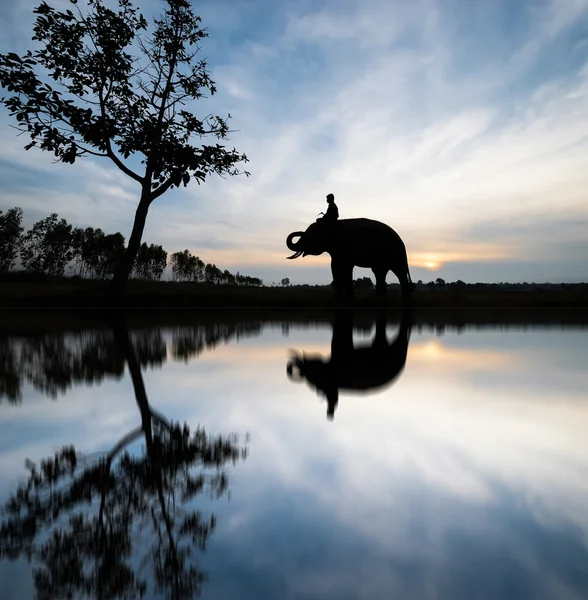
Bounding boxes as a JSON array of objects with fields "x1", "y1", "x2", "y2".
[
  {"x1": 0, "y1": 323, "x2": 247, "y2": 599},
  {"x1": 0, "y1": 330, "x2": 127, "y2": 403},
  {"x1": 0, "y1": 336, "x2": 21, "y2": 402},
  {"x1": 170, "y1": 322, "x2": 262, "y2": 363},
  {"x1": 0, "y1": 321, "x2": 263, "y2": 404}
]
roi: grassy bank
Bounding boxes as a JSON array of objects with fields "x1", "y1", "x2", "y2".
[
  {"x1": 1, "y1": 273, "x2": 587, "y2": 334},
  {"x1": 1, "y1": 272, "x2": 588, "y2": 310}
]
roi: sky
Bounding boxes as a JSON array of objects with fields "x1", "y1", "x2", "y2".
[{"x1": 1, "y1": 0, "x2": 588, "y2": 284}]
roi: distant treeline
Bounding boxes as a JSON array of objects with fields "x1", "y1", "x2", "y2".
[
  {"x1": 0, "y1": 207, "x2": 263, "y2": 286},
  {"x1": 411, "y1": 278, "x2": 587, "y2": 290}
]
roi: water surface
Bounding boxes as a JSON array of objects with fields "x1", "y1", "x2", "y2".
[{"x1": 1, "y1": 313, "x2": 587, "y2": 599}]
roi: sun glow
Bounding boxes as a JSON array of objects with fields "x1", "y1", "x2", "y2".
[
  {"x1": 410, "y1": 245, "x2": 512, "y2": 272},
  {"x1": 423, "y1": 261, "x2": 440, "y2": 270},
  {"x1": 412, "y1": 255, "x2": 444, "y2": 270}
]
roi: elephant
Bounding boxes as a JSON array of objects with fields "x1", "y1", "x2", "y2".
[
  {"x1": 286, "y1": 310, "x2": 412, "y2": 420},
  {"x1": 286, "y1": 218, "x2": 415, "y2": 301}
]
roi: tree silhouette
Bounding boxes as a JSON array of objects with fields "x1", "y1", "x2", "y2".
[
  {"x1": 132, "y1": 242, "x2": 168, "y2": 281},
  {"x1": 0, "y1": 205, "x2": 263, "y2": 285},
  {"x1": 20, "y1": 213, "x2": 74, "y2": 276},
  {"x1": 0, "y1": 0, "x2": 249, "y2": 299},
  {"x1": 70, "y1": 227, "x2": 127, "y2": 279},
  {"x1": 0, "y1": 207, "x2": 24, "y2": 272},
  {"x1": 170, "y1": 322, "x2": 263, "y2": 363},
  {"x1": 170, "y1": 249, "x2": 205, "y2": 282},
  {"x1": 0, "y1": 322, "x2": 247, "y2": 599}
]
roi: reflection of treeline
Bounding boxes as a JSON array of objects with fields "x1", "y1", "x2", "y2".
[
  {"x1": 0, "y1": 207, "x2": 263, "y2": 285},
  {"x1": 0, "y1": 322, "x2": 262, "y2": 403}
]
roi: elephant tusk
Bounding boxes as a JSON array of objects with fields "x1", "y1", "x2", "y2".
[{"x1": 287, "y1": 250, "x2": 303, "y2": 259}]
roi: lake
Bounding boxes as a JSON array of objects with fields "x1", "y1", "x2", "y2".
[{"x1": 1, "y1": 311, "x2": 587, "y2": 600}]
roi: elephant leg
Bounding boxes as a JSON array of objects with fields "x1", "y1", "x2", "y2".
[
  {"x1": 331, "y1": 259, "x2": 354, "y2": 303},
  {"x1": 373, "y1": 309, "x2": 388, "y2": 347},
  {"x1": 373, "y1": 268, "x2": 388, "y2": 300},
  {"x1": 393, "y1": 266, "x2": 414, "y2": 301},
  {"x1": 399, "y1": 275, "x2": 413, "y2": 301},
  {"x1": 331, "y1": 311, "x2": 355, "y2": 358},
  {"x1": 326, "y1": 389, "x2": 339, "y2": 420}
]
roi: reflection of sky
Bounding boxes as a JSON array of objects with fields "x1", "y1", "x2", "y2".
[{"x1": 1, "y1": 323, "x2": 588, "y2": 599}]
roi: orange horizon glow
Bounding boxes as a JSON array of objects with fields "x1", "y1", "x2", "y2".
[
  {"x1": 410, "y1": 246, "x2": 512, "y2": 271},
  {"x1": 180, "y1": 244, "x2": 513, "y2": 272}
]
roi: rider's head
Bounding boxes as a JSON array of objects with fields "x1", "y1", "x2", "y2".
[{"x1": 326, "y1": 193, "x2": 335, "y2": 204}]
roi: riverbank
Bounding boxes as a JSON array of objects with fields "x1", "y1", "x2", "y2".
[
  {"x1": 1, "y1": 273, "x2": 587, "y2": 311},
  {"x1": 1, "y1": 280, "x2": 587, "y2": 334}
]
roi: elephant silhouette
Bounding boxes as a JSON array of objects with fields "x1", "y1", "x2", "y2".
[
  {"x1": 286, "y1": 218, "x2": 415, "y2": 302},
  {"x1": 287, "y1": 310, "x2": 412, "y2": 420}
]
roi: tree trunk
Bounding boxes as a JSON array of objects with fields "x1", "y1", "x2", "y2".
[{"x1": 108, "y1": 189, "x2": 152, "y2": 304}]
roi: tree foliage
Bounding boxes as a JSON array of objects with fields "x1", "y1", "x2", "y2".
[
  {"x1": 0, "y1": 0, "x2": 249, "y2": 293},
  {"x1": 0, "y1": 206, "x2": 262, "y2": 285},
  {"x1": 231, "y1": 271, "x2": 263, "y2": 287},
  {"x1": 204, "y1": 262, "x2": 221, "y2": 284},
  {"x1": 20, "y1": 212, "x2": 74, "y2": 275},
  {"x1": 0, "y1": 0, "x2": 249, "y2": 186},
  {"x1": 132, "y1": 242, "x2": 168, "y2": 280},
  {"x1": 170, "y1": 249, "x2": 204, "y2": 282},
  {"x1": 0, "y1": 207, "x2": 24, "y2": 272},
  {"x1": 70, "y1": 227, "x2": 126, "y2": 278}
]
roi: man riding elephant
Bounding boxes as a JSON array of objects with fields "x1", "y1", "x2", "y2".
[
  {"x1": 286, "y1": 198, "x2": 415, "y2": 302},
  {"x1": 317, "y1": 193, "x2": 339, "y2": 224}
]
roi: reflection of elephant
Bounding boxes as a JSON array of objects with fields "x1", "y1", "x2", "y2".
[
  {"x1": 287, "y1": 310, "x2": 412, "y2": 420},
  {"x1": 286, "y1": 218, "x2": 415, "y2": 301}
]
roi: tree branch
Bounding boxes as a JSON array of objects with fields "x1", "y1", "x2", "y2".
[
  {"x1": 150, "y1": 176, "x2": 176, "y2": 201},
  {"x1": 105, "y1": 147, "x2": 144, "y2": 184},
  {"x1": 97, "y1": 79, "x2": 144, "y2": 184}
]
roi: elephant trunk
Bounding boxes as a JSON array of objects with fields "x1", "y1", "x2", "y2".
[
  {"x1": 286, "y1": 231, "x2": 305, "y2": 260},
  {"x1": 287, "y1": 355, "x2": 304, "y2": 380}
]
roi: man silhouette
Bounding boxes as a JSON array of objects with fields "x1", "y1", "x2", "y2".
[{"x1": 318, "y1": 193, "x2": 339, "y2": 224}]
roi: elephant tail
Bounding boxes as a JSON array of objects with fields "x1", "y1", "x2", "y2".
[
  {"x1": 403, "y1": 260, "x2": 416, "y2": 295},
  {"x1": 408, "y1": 268, "x2": 416, "y2": 293}
]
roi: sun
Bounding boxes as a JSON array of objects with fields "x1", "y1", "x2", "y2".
[{"x1": 411, "y1": 253, "x2": 447, "y2": 270}]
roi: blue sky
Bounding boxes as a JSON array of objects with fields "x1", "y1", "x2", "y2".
[{"x1": 1, "y1": 0, "x2": 588, "y2": 284}]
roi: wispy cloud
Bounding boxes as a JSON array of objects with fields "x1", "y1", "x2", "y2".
[{"x1": 1, "y1": 0, "x2": 587, "y2": 282}]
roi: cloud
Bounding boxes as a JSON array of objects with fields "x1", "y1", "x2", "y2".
[{"x1": 1, "y1": 0, "x2": 588, "y2": 282}]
